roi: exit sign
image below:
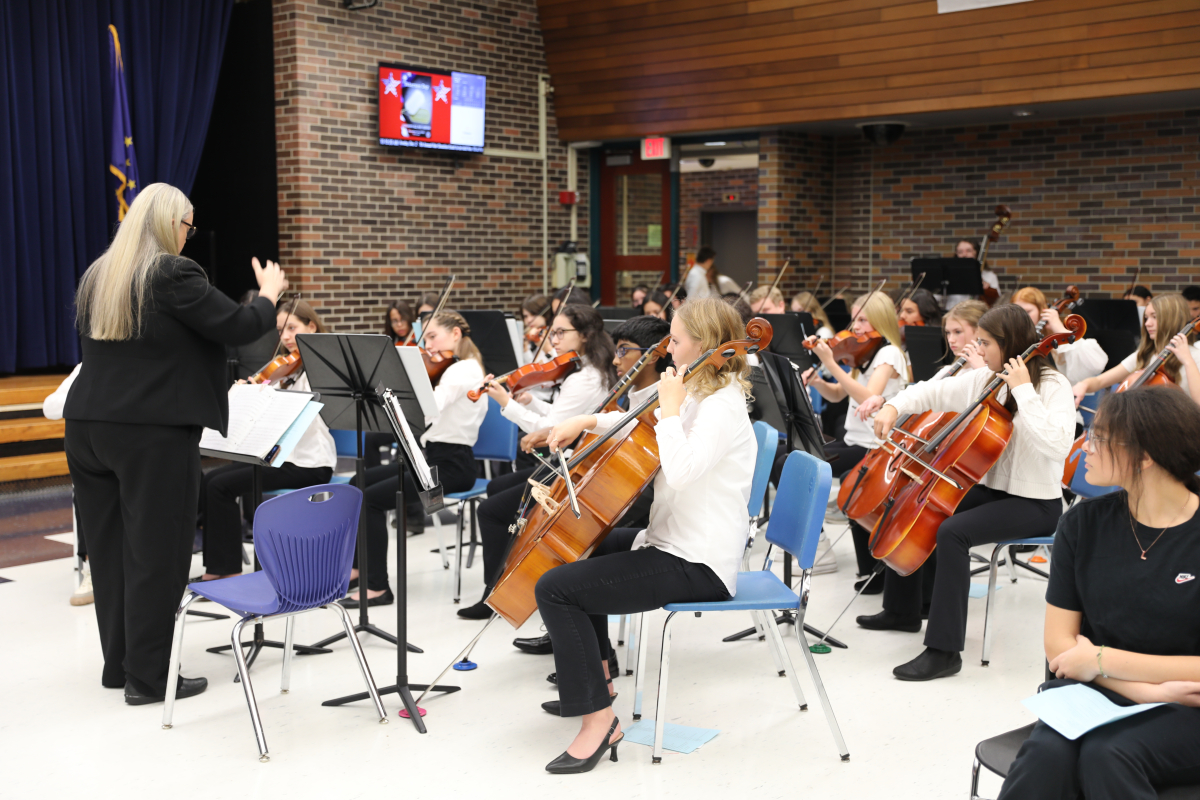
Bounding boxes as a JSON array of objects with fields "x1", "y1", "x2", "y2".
[{"x1": 641, "y1": 136, "x2": 670, "y2": 160}]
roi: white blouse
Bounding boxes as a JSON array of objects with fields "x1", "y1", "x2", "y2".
[
  {"x1": 1052, "y1": 339, "x2": 1108, "y2": 385},
  {"x1": 593, "y1": 381, "x2": 756, "y2": 596},
  {"x1": 501, "y1": 362, "x2": 608, "y2": 434},
  {"x1": 843, "y1": 343, "x2": 909, "y2": 449},
  {"x1": 285, "y1": 373, "x2": 338, "y2": 470},
  {"x1": 1119, "y1": 342, "x2": 1200, "y2": 394},
  {"x1": 421, "y1": 358, "x2": 487, "y2": 447},
  {"x1": 886, "y1": 367, "x2": 1076, "y2": 500}
]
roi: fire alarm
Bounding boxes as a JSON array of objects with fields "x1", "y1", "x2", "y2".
[
  {"x1": 724, "y1": 193, "x2": 739, "y2": 203},
  {"x1": 558, "y1": 191, "x2": 578, "y2": 206}
]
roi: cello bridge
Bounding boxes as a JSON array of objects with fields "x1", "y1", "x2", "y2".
[
  {"x1": 528, "y1": 481, "x2": 561, "y2": 516},
  {"x1": 898, "y1": 467, "x2": 925, "y2": 484}
]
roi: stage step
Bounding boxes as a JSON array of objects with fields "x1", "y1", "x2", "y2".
[
  {"x1": 0, "y1": 417, "x2": 65, "y2": 445},
  {"x1": 0, "y1": 452, "x2": 70, "y2": 483},
  {"x1": 0, "y1": 374, "x2": 69, "y2": 408}
]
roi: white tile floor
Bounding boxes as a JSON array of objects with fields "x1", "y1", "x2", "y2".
[{"x1": 0, "y1": 504, "x2": 1051, "y2": 799}]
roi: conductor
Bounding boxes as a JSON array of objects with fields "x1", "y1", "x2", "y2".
[{"x1": 64, "y1": 183, "x2": 289, "y2": 704}]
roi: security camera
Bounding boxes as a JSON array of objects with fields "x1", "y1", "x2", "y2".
[
  {"x1": 699, "y1": 158, "x2": 716, "y2": 168},
  {"x1": 859, "y1": 122, "x2": 906, "y2": 146}
]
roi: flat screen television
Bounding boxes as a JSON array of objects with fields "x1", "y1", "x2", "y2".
[{"x1": 377, "y1": 63, "x2": 487, "y2": 153}]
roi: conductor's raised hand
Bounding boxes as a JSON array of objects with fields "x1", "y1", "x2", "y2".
[
  {"x1": 658, "y1": 365, "x2": 687, "y2": 418},
  {"x1": 547, "y1": 416, "x2": 595, "y2": 453},
  {"x1": 873, "y1": 404, "x2": 899, "y2": 441},
  {"x1": 251, "y1": 257, "x2": 288, "y2": 305}
]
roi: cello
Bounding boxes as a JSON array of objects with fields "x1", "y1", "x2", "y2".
[
  {"x1": 1035, "y1": 285, "x2": 1082, "y2": 336},
  {"x1": 1061, "y1": 316, "x2": 1199, "y2": 487},
  {"x1": 485, "y1": 319, "x2": 773, "y2": 628},
  {"x1": 868, "y1": 315, "x2": 1086, "y2": 576}
]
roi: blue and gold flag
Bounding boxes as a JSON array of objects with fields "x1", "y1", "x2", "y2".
[{"x1": 108, "y1": 24, "x2": 139, "y2": 221}]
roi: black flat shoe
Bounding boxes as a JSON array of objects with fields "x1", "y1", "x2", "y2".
[
  {"x1": 893, "y1": 647, "x2": 962, "y2": 681},
  {"x1": 339, "y1": 587, "x2": 394, "y2": 609},
  {"x1": 457, "y1": 600, "x2": 493, "y2": 620},
  {"x1": 855, "y1": 610, "x2": 922, "y2": 632},
  {"x1": 514, "y1": 633, "x2": 553, "y2": 655},
  {"x1": 854, "y1": 573, "x2": 884, "y2": 595},
  {"x1": 125, "y1": 676, "x2": 208, "y2": 705},
  {"x1": 545, "y1": 717, "x2": 622, "y2": 774},
  {"x1": 547, "y1": 672, "x2": 558, "y2": 685}
]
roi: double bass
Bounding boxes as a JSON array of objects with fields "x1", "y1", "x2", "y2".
[
  {"x1": 486, "y1": 319, "x2": 773, "y2": 628},
  {"x1": 976, "y1": 205, "x2": 1013, "y2": 306},
  {"x1": 868, "y1": 315, "x2": 1085, "y2": 576},
  {"x1": 1061, "y1": 317, "x2": 1199, "y2": 487}
]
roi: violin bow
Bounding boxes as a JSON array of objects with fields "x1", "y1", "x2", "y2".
[
  {"x1": 754, "y1": 259, "x2": 790, "y2": 314},
  {"x1": 821, "y1": 284, "x2": 850, "y2": 310},
  {"x1": 530, "y1": 277, "x2": 576, "y2": 363},
  {"x1": 1123, "y1": 267, "x2": 1142, "y2": 299},
  {"x1": 414, "y1": 275, "x2": 455, "y2": 349},
  {"x1": 895, "y1": 272, "x2": 926, "y2": 309},
  {"x1": 735, "y1": 280, "x2": 754, "y2": 306},
  {"x1": 839, "y1": 279, "x2": 886, "y2": 333}
]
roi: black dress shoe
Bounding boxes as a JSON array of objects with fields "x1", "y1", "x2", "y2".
[
  {"x1": 542, "y1": 699, "x2": 563, "y2": 716},
  {"x1": 545, "y1": 717, "x2": 622, "y2": 774},
  {"x1": 457, "y1": 600, "x2": 493, "y2": 620},
  {"x1": 854, "y1": 573, "x2": 884, "y2": 595},
  {"x1": 514, "y1": 633, "x2": 553, "y2": 655},
  {"x1": 893, "y1": 647, "x2": 962, "y2": 681},
  {"x1": 855, "y1": 610, "x2": 922, "y2": 632},
  {"x1": 125, "y1": 676, "x2": 208, "y2": 705},
  {"x1": 339, "y1": 587, "x2": 394, "y2": 609},
  {"x1": 547, "y1": 672, "x2": 558, "y2": 685}
]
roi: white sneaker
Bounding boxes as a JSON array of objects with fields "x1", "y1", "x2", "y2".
[
  {"x1": 812, "y1": 532, "x2": 839, "y2": 575},
  {"x1": 71, "y1": 567, "x2": 94, "y2": 606}
]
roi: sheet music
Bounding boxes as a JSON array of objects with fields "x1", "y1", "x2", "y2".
[
  {"x1": 200, "y1": 384, "x2": 315, "y2": 460},
  {"x1": 382, "y1": 389, "x2": 436, "y2": 490}
]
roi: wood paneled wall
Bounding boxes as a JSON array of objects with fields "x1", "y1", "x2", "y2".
[{"x1": 538, "y1": 0, "x2": 1200, "y2": 141}]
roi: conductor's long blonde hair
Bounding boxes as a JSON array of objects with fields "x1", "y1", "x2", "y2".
[
  {"x1": 673, "y1": 298, "x2": 752, "y2": 401},
  {"x1": 75, "y1": 183, "x2": 193, "y2": 340}
]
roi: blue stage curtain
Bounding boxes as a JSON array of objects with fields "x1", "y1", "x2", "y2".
[{"x1": 0, "y1": 0, "x2": 233, "y2": 372}]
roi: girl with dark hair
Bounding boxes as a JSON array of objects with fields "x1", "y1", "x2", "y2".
[
  {"x1": 898, "y1": 288, "x2": 943, "y2": 328},
  {"x1": 384, "y1": 300, "x2": 415, "y2": 343},
  {"x1": 860, "y1": 304, "x2": 1076, "y2": 680},
  {"x1": 520, "y1": 293, "x2": 552, "y2": 365},
  {"x1": 997, "y1": 387, "x2": 1200, "y2": 799},
  {"x1": 639, "y1": 290, "x2": 669, "y2": 321}
]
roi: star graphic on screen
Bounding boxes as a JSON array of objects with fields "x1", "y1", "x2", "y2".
[
  {"x1": 381, "y1": 72, "x2": 401, "y2": 97},
  {"x1": 433, "y1": 80, "x2": 450, "y2": 103}
]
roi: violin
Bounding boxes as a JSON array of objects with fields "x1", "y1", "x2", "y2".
[
  {"x1": 421, "y1": 348, "x2": 458, "y2": 385},
  {"x1": 248, "y1": 352, "x2": 303, "y2": 385},
  {"x1": 1061, "y1": 316, "x2": 1197, "y2": 487},
  {"x1": 466, "y1": 351, "x2": 580, "y2": 403},
  {"x1": 976, "y1": 205, "x2": 1013, "y2": 306},
  {"x1": 486, "y1": 319, "x2": 773, "y2": 628},
  {"x1": 868, "y1": 315, "x2": 1086, "y2": 576},
  {"x1": 803, "y1": 330, "x2": 887, "y2": 369}
]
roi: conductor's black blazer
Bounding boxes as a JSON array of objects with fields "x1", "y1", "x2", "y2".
[{"x1": 65, "y1": 255, "x2": 276, "y2": 436}]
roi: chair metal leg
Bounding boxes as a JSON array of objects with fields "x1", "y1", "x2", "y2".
[
  {"x1": 617, "y1": 613, "x2": 627, "y2": 647},
  {"x1": 765, "y1": 610, "x2": 807, "y2": 709},
  {"x1": 625, "y1": 610, "x2": 639, "y2": 676},
  {"x1": 652, "y1": 611, "x2": 677, "y2": 764},
  {"x1": 453, "y1": 502, "x2": 466, "y2": 603},
  {"x1": 756, "y1": 610, "x2": 787, "y2": 676},
  {"x1": 971, "y1": 756, "x2": 983, "y2": 799},
  {"x1": 230, "y1": 617, "x2": 271, "y2": 761},
  {"x1": 632, "y1": 612, "x2": 649, "y2": 720},
  {"x1": 981, "y1": 544, "x2": 1004, "y2": 667},
  {"x1": 1005, "y1": 544, "x2": 1019, "y2": 584},
  {"x1": 433, "y1": 504, "x2": 450, "y2": 570},
  {"x1": 162, "y1": 591, "x2": 200, "y2": 729},
  {"x1": 328, "y1": 603, "x2": 388, "y2": 723},
  {"x1": 465, "y1": 498, "x2": 479, "y2": 569},
  {"x1": 794, "y1": 607, "x2": 850, "y2": 761},
  {"x1": 281, "y1": 617, "x2": 295, "y2": 694}
]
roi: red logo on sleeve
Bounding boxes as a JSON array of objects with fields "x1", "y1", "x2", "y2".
[{"x1": 1176, "y1": 573, "x2": 1195, "y2": 584}]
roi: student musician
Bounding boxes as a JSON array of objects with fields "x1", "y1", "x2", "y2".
[
  {"x1": 342, "y1": 311, "x2": 488, "y2": 607},
  {"x1": 630, "y1": 284, "x2": 650, "y2": 308},
  {"x1": 64, "y1": 183, "x2": 287, "y2": 703},
  {"x1": 1123, "y1": 284, "x2": 1153, "y2": 307},
  {"x1": 898, "y1": 288, "x2": 943, "y2": 329},
  {"x1": 520, "y1": 293, "x2": 551, "y2": 365},
  {"x1": 639, "y1": 290, "x2": 669, "y2": 321},
  {"x1": 455, "y1": 304, "x2": 616, "y2": 619},
  {"x1": 945, "y1": 238, "x2": 1000, "y2": 307},
  {"x1": 535, "y1": 298, "x2": 757, "y2": 774},
  {"x1": 194, "y1": 299, "x2": 337, "y2": 583},
  {"x1": 1011, "y1": 286, "x2": 1108, "y2": 385},
  {"x1": 997, "y1": 387, "x2": 1200, "y2": 799},
  {"x1": 802, "y1": 292, "x2": 908, "y2": 592},
  {"x1": 935, "y1": 299, "x2": 989, "y2": 378},
  {"x1": 748, "y1": 285, "x2": 787, "y2": 315},
  {"x1": 1183, "y1": 286, "x2": 1200, "y2": 321},
  {"x1": 860, "y1": 304, "x2": 1075, "y2": 681},
  {"x1": 1073, "y1": 293, "x2": 1200, "y2": 407},
  {"x1": 682, "y1": 246, "x2": 717, "y2": 301},
  {"x1": 385, "y1": 300, "x2": 416, "y2": 344},
  {"x1": 791, "y1": 291, "x2": 835, "y2": 338}
]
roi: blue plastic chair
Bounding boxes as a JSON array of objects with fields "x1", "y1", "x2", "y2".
[
  {"x1": 162, "y1": 484, "x2": 386, "y2": 761},
  {"x1": 438, "y1": 398, "x2": 519, "y2": 600},
  {"x1": 631, "y1": 450, "x2": 849, "y2": 764}
]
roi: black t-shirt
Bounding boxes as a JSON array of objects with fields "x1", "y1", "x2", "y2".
[{"x1": 1047, "y1": 491, "x2": 1200, "y2": 657}]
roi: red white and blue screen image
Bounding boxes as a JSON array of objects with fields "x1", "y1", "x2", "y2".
[{"x1": 377, "y1": 63, "x2": 487, "y2": 153}]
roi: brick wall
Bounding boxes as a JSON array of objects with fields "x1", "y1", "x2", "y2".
[
  {"x1": 678, "y1": 167, "x2": 758, "y2": 270},
  {"x1": 829, "y1": 110, "x2": 1200, "y2": 301},
  {"x1": 756, "y1": 131, "x2": 834, "y2": 301},
  {"x1": 272, "y1": 0, "x2": 584, "y2": 331}
]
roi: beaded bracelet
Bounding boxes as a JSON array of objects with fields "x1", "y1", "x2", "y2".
[{"x1": 1097, "y1": 645, "x2": 1108, "y2": 679}]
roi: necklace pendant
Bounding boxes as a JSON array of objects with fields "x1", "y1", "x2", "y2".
[{"x1": 1141, "y1": 552, "x2": 1148, "y2": 561}]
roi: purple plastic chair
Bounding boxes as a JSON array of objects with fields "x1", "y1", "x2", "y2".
[{"x1": 162, "y1": 484, "x2": 386, "y2": 761}]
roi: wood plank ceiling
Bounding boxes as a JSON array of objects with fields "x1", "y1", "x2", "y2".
[{"x1": 537, "y1": 0, "x2": 1200, "y2": 141}]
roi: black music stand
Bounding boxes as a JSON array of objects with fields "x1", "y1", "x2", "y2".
[
  {"x1": 823, "y1": 298, "x2": 850, "y2": 332},
  {"x1": 760, "y1": 313, "x2": 815, "y2": 361},
  {"x1": 459, "y1": 310, "x2": 520, "y2": 377},
  {"x1": 296, "y1": 333, "x2": 432, "y2": 653},
  {"x1": 912, "y1": 258, "x2": 983, "y2": 300},
  {"x1": 906, "y1": 325, "x2": 954, "y2": 382},
  {"x1": 597, "y1": 306, "x2": 640, "y2": 321}
]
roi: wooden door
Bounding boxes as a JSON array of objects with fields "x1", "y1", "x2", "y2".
[{"x1": 599, "y1": 154, "x2": 671, "y2": 306}]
